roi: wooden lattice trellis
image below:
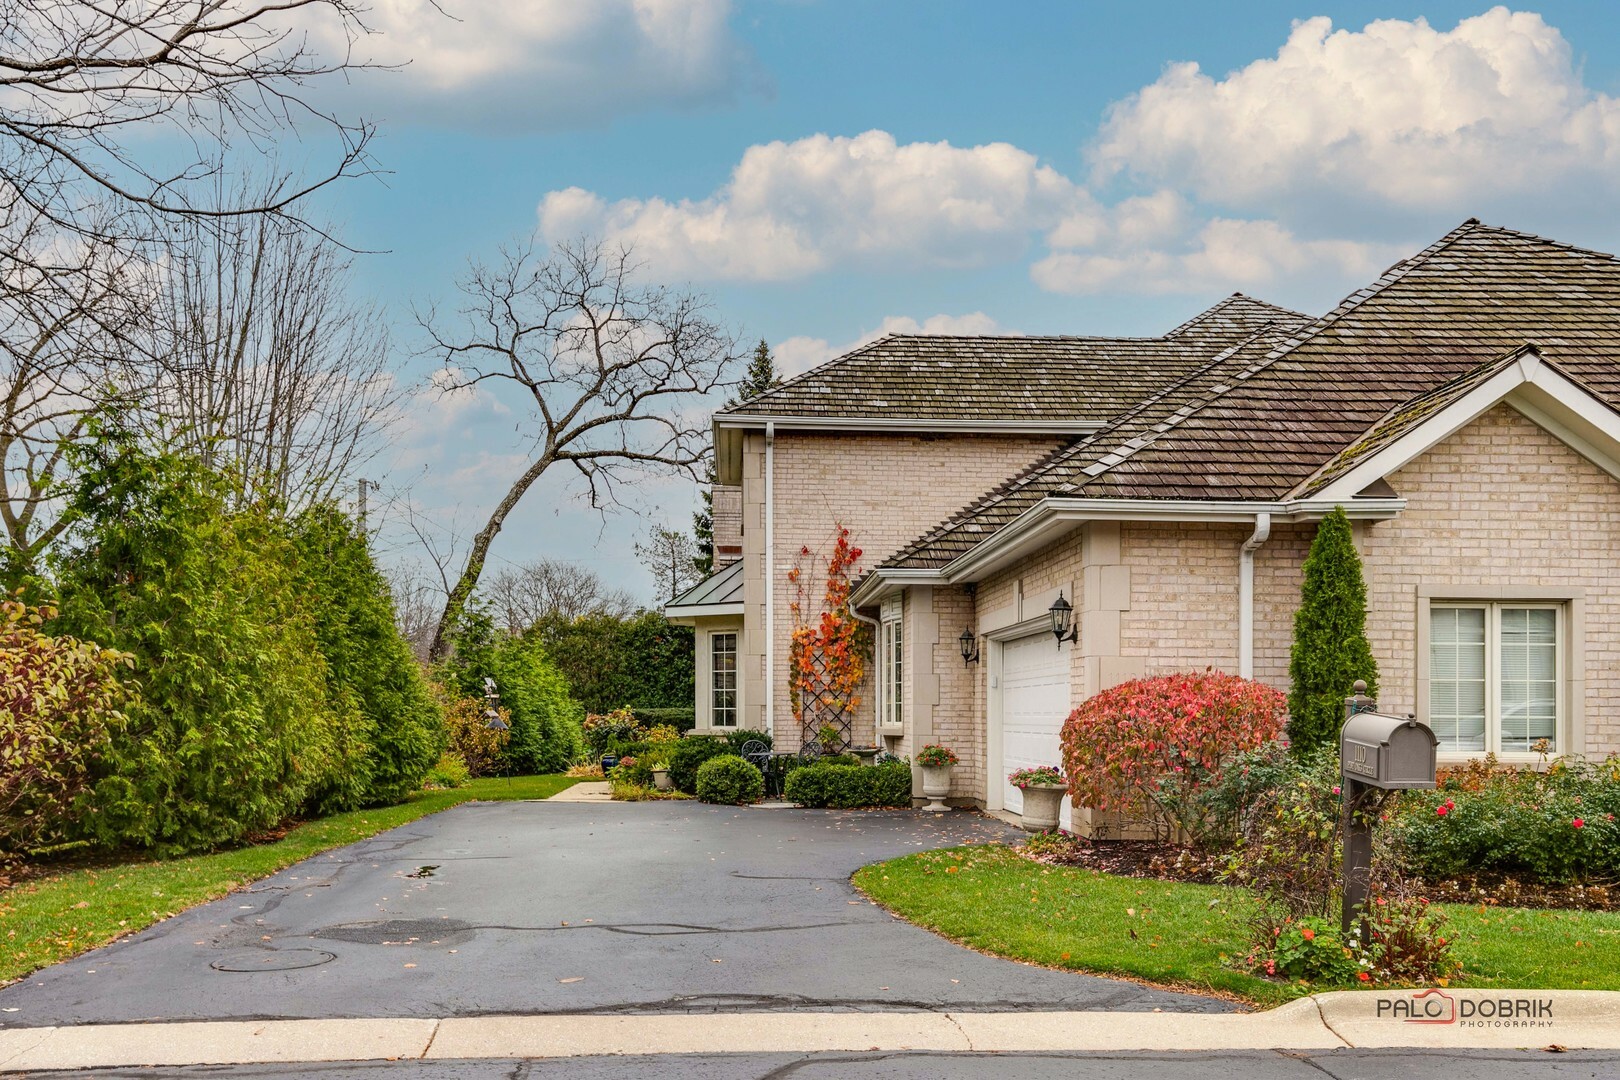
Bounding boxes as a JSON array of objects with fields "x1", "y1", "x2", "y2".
[{"x1": 787, "y1": 526, "x2": 871, "y2": 752}]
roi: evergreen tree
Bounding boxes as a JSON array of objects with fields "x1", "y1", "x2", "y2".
[
  {"x1": 693, "y1": 459, "x2": 717, "y2": 576},
  {"x1": 1287, "y1": 506, "x2": 1380, "y2": 754},
  {"x1": 693, "y1": 339, "x2": 781, "y2": 576},
  {"x1": 733, "y1": 338, "x2": 782, "y2": 406}
]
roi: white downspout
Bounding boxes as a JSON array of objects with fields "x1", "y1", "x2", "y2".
[
  {"x1": 1238, "y1": 512, "x2": 1271, "y2": 679},
  {"x1": 764, "y1": 422, "x2": 776, "y2": 739}
]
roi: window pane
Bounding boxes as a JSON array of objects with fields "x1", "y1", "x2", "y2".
[
  {"x1": 711, "y1": 634, "x2": 738, "y2": 727},
  {"x1": 1499, "y1": 609, "x2": 1557, "y2": 753},
  {"x1": 1431, "y1": 607, "x2": 1487, "y2": 752}
]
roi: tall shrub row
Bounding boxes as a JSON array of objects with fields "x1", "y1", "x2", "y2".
[{"x1": 23, "y1": 434, "x2": 445, "y2": 855}]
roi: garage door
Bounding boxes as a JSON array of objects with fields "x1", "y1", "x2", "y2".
[{"x1": 999, "y1": 633, "x2": 1073, "y2": 827}]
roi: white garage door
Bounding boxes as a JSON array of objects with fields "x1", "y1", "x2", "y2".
[{"x1": 1000, "y1": 633, "x2": 1072, "y2": 828}]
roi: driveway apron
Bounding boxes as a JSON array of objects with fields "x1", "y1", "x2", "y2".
[{"x1": 0, "y1": 802, "x2": 1232, "y2": 1025}]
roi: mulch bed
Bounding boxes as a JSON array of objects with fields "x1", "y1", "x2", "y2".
[{"x1": 1018, "y1": 834, "x2": 1619, "y2": 911}]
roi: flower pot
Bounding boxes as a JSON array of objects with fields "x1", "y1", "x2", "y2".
[
  {"x1": 1018, "y1": 784, "x2": 1065, "y2": 833},
  {"x1": 652, "y1": 768, "x2": 673, "y2": 792},
  {"x1": 920, "y1": 763, "x2": 952, "y2": 812}
]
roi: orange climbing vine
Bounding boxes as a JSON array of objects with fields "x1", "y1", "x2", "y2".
[{"x1": 786, "y1": 525, "x2": 872, "y2": 751}]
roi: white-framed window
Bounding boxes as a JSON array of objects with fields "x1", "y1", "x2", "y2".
[
  {"x1": 710, "y1": 631, "x2": 738, "y2": 728},
  {"x1": 879, "y1": 596, "x2": 903, "y2": 730},
  {"x1": 1429, "y1": 602, "x2": 1561, "y2": 756}
]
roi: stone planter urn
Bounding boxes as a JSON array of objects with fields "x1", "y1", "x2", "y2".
[
  {"x1": 851, "y1": 746, "x2": 881, "y2": 767},
  {"x1": 919, "y1": 764, "x2": 952, "y2": 811},
  {"x1": 1018, "y1": 785, "x2": 1065, "y2": 833},
  {"x1": 651, "y1": 768, "x2": 673, "y2": 792},
  {"x1": 916, "y1": 744, "x2": 959, "y2": 812}
]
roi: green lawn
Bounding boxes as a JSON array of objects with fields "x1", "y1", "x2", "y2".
[
  {"x1": 0, "y1": 775, "x2": 577, "y2": 986},
  {"x1": 853, "y1": 844, "x2": 1620, "y2": 1006}
]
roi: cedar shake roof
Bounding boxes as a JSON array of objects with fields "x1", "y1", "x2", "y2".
[
  {"x1": 1291, "y1": 344, "x2": 1538, "y2": 498},
  {"x1": 883, "y1": 220, "x2": 1620, "y2": 571},
  {"x1": 719, "y1": 293, "x2": 1309, "y2": 426}
]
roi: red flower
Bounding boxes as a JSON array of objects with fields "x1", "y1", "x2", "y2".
[
  {"x1": 1572, "y1": 818, "x2": 1585, "y2": 829},
  {"x1": 1300, "y1": 928, "x2": 1315, "y2": 941},
  {"x1": 1357, "y1": 972, "x2": 1371, "y2": 982},
  {"x1": 1436, "y1": 804, "x2": 1449, "y2": 817}
]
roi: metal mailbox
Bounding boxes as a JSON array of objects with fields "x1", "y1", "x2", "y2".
[{"x1": 1340, "y1": 710, "x2": 1438, "y2": 790}]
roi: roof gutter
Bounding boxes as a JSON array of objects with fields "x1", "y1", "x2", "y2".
[
  {"x1": 937, "y1": 496, "x2": 1406, "y2": 584},
  {"x1": 716, "y1": 414, "x2": 1102, "y2": 434},
  {"x1": 848, "y1": 568, "x2": 949, "y2": 609}
]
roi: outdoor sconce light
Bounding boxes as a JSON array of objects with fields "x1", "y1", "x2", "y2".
[
  {"x1": 958, "y1": 627, "x2": 980, "y2": 664},
  {"x1": 1049, "y1": 591, "x2": 1078, "y2": 646}
]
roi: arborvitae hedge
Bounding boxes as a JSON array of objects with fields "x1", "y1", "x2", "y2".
[
  {"x1": 291, "y1": 506, "x2": 445, "y2": 811},
  {"x1": 1287, "y1": 506, "x2": 1380, "y2": 755},
  {"x1": 52, "y1": 440, "x2": 354, "y2": 853}
]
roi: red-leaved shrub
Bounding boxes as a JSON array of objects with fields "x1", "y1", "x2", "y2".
[{"x1": 1060, "y1": 671, "x2": 1287, "y2": 843}]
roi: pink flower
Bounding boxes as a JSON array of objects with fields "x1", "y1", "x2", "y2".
[
  {"x1": 1332, "y1": 785, "x2": 1341, "y2": 795},
  {"x1": 1573, "y1": 818, "x2": 1585, "y2": 829}
]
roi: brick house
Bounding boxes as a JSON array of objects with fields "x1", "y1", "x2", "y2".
[{"x1": 666, "y1": 220, "x2": 1620, "y2": 822}]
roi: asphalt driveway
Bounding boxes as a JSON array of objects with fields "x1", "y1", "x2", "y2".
[{"x1": 0, "y1": 801, "x2": 1232, "y2": 1025}]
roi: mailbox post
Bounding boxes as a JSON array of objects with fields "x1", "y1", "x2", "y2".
[{"x1": 1338, "y1": 680, "x2": 1438, "y2": 938}]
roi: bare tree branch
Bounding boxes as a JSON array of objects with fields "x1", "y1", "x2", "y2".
[
  {"x1": 418, "y1": 237, "x2": 740, "y2": 661},
  {"x1": 139, "y1": 201, "x2": 401, "y2": 511},
  {"x1": 484, "y1": 558, "x2": 639, "y2": 633}
]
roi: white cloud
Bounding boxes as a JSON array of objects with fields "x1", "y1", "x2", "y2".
[
  {"x1": 539, "y1": 130, "x2": 1079, "y2": 281},
  {"x1": 774, "y1": 312, "x2": 1008, "y2": 377},
  {"x1": 1092, "y1": 8, "x2": 1620, "y2": 208},
  {"x1": 316, "y1": 0, "x2": 760, "y2": 129},
  {"x1": 1034, "y1": 215, "x2": 1398, "y2": 296}
]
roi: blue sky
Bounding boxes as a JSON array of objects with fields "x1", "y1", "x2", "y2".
[{"x1": 312, "y1": 3, "x2": 1620, "y2": 600}]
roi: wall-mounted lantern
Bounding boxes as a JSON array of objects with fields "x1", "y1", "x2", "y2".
[
  {"x1": 958, "y1": 627, "x2": 980, "y2": 665},
  {"x1": 1049, "y1": 592, "x2": 1078, "y2": 646}
]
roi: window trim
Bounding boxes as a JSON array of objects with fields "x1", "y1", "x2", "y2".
[
  {"x1": 878, "y1": 595, "x2": 904, "y2": 733},
  {"x1": 1416, "y1": 587, "x2": 1585, "y2": 763},
  {"x1": 704, "y1": 627, "x2": 741, "y2": 730}
]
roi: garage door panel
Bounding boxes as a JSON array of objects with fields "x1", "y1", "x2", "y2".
[{"x1": 998, "y1": 633, "x2": 1072, "y2": 827}]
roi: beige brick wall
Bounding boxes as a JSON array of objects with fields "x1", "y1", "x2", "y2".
[
  {"x1": 921, "y1": 584, "x2": 984, "y2": 801},
  {"x1": 740, "y1": 430, "x2": 1061, "y2": 749},
  {"x1": 1360, "y1": 403, "x2": 1620, "y2": 756},
  {"x1": 711, "y1": 484, "x2": 742, "y2": 568},
  {"x1": 1253, "y1": 523, "x2": 1312, "y2": 690},
  {"x1": 1120, "y1": 522, "x2": 1242, "y2": 674}
]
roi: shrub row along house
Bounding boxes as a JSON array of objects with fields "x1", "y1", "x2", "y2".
[{"x1": 666, "y1": 220, "x2": 1620, "y2": 829}]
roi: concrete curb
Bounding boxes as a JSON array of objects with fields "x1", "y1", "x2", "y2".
[{"x1": 1, "y1": 991, "x2": 1616, "y2": 1069}]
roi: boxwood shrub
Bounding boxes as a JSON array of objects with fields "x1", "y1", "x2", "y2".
[
  {"x1": 695, "y1": 754, "x2": 764, "y2": 805},
  {"x1": 668, "y1": 735, "x2": 732, "y2": 793},
  {"x1": 784, "y1": 760, "x2": 913, "y2": 809}
]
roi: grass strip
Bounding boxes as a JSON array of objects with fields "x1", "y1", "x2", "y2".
[
  {"x1": 0, "y1": 774, "x2": 578, "y2": 986},
  {"x1": 853, "y1": 844, "x2": 1620, "y2": 1006}
]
